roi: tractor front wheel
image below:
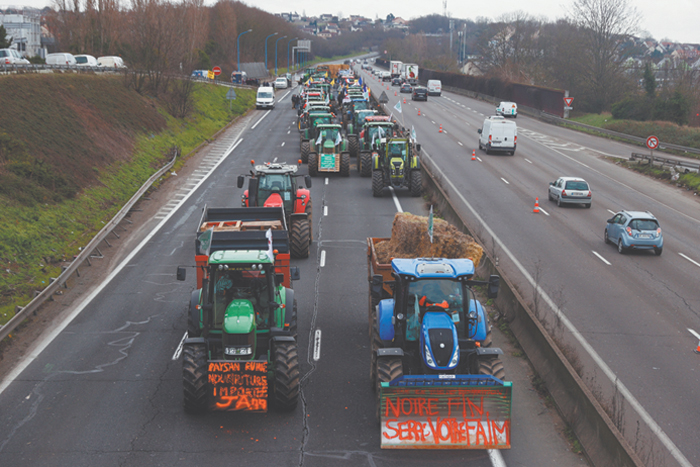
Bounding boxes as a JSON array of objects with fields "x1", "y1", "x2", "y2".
[
  {"x1": 477, "y1": 356, "x2": 506, "y2": 381},
  {"x1": 301, "y1": 141, "x2": 310, "y2": 163},
  {"x1": 290, "y1": 299, "x2": 298, "y2": 340},
  {"x1": 308, "y1": 153, "x2": 318, "y2": 177},
  {"x1": 375, "y1": 356, "x2": 403, "y2": 421},
  {"x1": 372, "y1": 170, "x2": 384, "y2": 197},
  {"x1": 360, "y1": 152, "x2": 372, "y2": 177},
  {"x1": 272, "y1": 341, "x2": 300, "y2": 412},
  {"x1": 409, "y1": 170, "x2": 422, "y2": 197},
  {"x1": 340, "y1": 152, "x2": 350, "y2": 177},
  {"x1": 182, "y1": 343, "x2": 208, "y2": 413},
  {"x1": 348, "y1": 135, "x2": 359, "y2": 159},
  {"x1": 290, "y1": 218, "x2": 311, "y2": 259},
  {"x1": 305, "y1": 201, "x2": 313, "y2": 241}
]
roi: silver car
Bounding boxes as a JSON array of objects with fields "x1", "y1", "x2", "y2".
[
  {"x1": 548, "y1": 177, "x2": 592, "y2": 208},
  {"x1": 0, "y1": 48, "x2": 30, "y2": 65}
]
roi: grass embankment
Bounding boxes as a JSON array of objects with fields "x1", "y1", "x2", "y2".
[
  {"x1": 570, "y1": 112, "x2": 700, "y2": 192},
  {"x1": 0, "y1": 74, "x2": 254, "y2": 324}
]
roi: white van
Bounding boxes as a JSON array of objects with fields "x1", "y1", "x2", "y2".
[
  {"x1": 274, "y1": 77, "x2": 288, "y2": 89},
  {"x1": 477, "y1": 116, "x2": 517, "y2": 155},
  {"x1": 74, "y1": 54, "x2": 98, "y2": 67},
  {"x1": 496, "y1": 101, "x2": 518, "y2": 118},
  {"x1": 46, "y1": 53, "x2": 77, "y2": 66},
  {"x1": 97, "y1": 56, "x2": 126, "y2": 68},
  {"x1": 427, "y1": 79, "x2": 442, "y2": 96},
  {"x1": 256, "y1": 86, "x2": 275, "y2": 110}
]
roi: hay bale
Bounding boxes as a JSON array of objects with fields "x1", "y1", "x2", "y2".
[{"x1": 375, "y1": 212, "x2": 483, "y2": 266}]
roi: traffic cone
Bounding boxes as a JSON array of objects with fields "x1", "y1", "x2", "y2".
[
  {"x1": 418, "y1": 108, "x2": 421, "y2": 116},
  {"x1": 394, "y1": 91, "x2": 397, "y2": 96},
  {"x1": 695, "y1": 340, "x2": 700, "y2": 354},
  {"x1": 439, "y1": 124, "x2": 443, "y2": 133},
  {"x1": 471, "y1": 150, "x2": 476, "y2": 161},
  {"x1": 533, "y1": 197, "x2": 540, "y2": 213},
  {"x1": 403, "y1": 97, "x2": 406, "y2": 104}
]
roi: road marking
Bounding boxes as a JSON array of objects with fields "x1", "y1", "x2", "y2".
[
  {"x1": 524, "y1": 158, "x2": 532, "y2": 164},
  {"x1": 538, "y1": 207, "x2": 550, "y2": 216},
  {"x1": 688, "y1": 328, "x2": 700, "y2": 340},
  {"x1": 607, "y1": 209, "x2": 616, "y2": 215},
  {"x1": 488, "y1": 449, "x2": 507, "y2": 467},
  {"x1": 679, "y1": 253, "x2": 700, "y2": 268},
  {"x1": 287, "y1": 130, "x2": 290, "y2": 134},
  {"x1": 251, "y1": 111, "x2": 271, "y2": 129},
  {"x1": 281, "y1": 142, "x2": 285, "y2": 147},
  {"x1": 389, "y1": 187, "x2": 403, "y2": 213},
  {"x1": 325, "y1": 178, "x2": 329, "y2": 185},
  {"x1": 320, "y1": 250, "x2": 326, "y2": 267},
  {"x1": 323, "y1": 205, "x2": 328, "y2": 216},
  {"x1": 313, "y1": 329, "x2": 322, "y2": 361},
  {"x1": 421, "y1": 148, "x2": 693, "y2": 467},
  {"x1": 431, "y1": 120, "x2": 435, "y2": 124},
  {"x1": 500, "y1": 178, "x2": 509, "y2": 185},
  {"x1": 458, "y1": 142, "x2": 463, "y2": 146},
  {"x1": 477, "y1": 157, "x2": 482, "y2": 162},
  {"x1": 592, "y1": 251, "x2": 611, "y2": 265},
  {"x1": 172, "y1": 331, "x2": 188, "y2": 360}
]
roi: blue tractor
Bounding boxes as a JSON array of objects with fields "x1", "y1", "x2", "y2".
[{"x1": 370, "y1": 257, "x2": 504, "y2": 417}]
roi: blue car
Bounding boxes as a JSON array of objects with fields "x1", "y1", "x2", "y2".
[{"x1": 605, "y1": 210, "x2": 663, "y2": 255}]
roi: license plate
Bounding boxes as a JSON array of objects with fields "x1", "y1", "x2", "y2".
[
  {"x1": 570, "y1": 191, "x2": 583, "y2": 196},
  {"x1": 639, "y1": 234, "x2": 651, "y2": 239}
]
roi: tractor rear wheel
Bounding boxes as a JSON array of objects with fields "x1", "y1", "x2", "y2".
[
  {"x1": 308, "y1": 153, "x2": 318, "y2": 177},
  {"x1": 301, "y1": 141, "x2": 310, "y2": 163},
  {"x1": 375, "y1": 356, "x2": 403, "y2": 421},
  {"x1": 290, "y1": 218, "x2": 311, "y2": 259},
  {"x1": 481, "y1": 326, "x2": 493, "y2": 347},
  {"x1": 348, "y1": 135, "x2": 359, "y2": 159},
  {"x1": 372, "y1": 170, "x2": 384, "y2": 197},
  {"x1": 370, "y1": 315, "x2": 382, "y2": 387},
  {"x1": 340, "y1": 152, "x2": 350, "y2": 177},
  {"x1": 272, "y1": 341, "x2": 300, "y2": 412},
  {"x1": 290, "y1": 299, "x2": 298, "y2": 340},
  {"x1": 182, "y1": 343, "x2": 208, "y2": 413},
  {"x1": 409, "y1": 170, "x2": 422, "y2": 197},
  {"x1": 305, "y1": 201, "x2": 313, "y2": 241},
  {"x1": 360, "y1": 152, "x2": 372, "y2": 177},
  {"x1": 478, "y1": 356, "x2": 506, "y2": 381}
]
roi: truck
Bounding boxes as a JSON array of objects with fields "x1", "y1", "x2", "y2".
[
  {"x1": 176, "y1": 206, "x2": 301, "y2": 413},
  {"x1": 367, "y1": 238, "x2": 511, "y2": 449},
  {"x1": 400, "y1": 63, "x2": 419, "y2": 84},
  {"x1": 390, "y1": 60, "x2": 403, "y2": 78}
]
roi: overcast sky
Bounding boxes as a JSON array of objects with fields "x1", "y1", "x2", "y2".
[{"x1": 10, "y1": 0, "x2": 700, "y2": 44}]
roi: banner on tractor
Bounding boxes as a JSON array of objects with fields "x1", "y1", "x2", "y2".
[
  {"x1": 208, "y1": 360, "x2": 268, "y2": 412},
  {"x1": 379, "y1": 376, "x2": 512, "y2": 449}
]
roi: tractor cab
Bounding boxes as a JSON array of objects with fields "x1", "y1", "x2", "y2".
[{"x1": 314, "y1": 124, "x2": 343, "y2": 153}]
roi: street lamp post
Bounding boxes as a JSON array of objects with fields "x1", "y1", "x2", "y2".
[
  {"x1": 287, "y1": 37, "x2": 297, "y2": 75},
  {"x1": 237, "y1": 29, "x2": 252, "y2": 72},
  {"x1": 275, "y1": 35, "x2": 287, "y2": 76},
  {"x1": 264, "y1": 32, "x2": 278, "y2": 74}
]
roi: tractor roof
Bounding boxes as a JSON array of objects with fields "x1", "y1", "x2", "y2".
[
  {"x1": 209, "y1": 249, "x2": 275, "y2": 265},
  {"x1": 391, "y1": 258, "x2": 475, "y2": 278},
  {"x1": 255, "y1": 162, "x2": 299, "y2": 174},
  {"x1": 364, "y1": 116, "x2": 389, "y2": 122},
  {"x1": 316, "y1": 123, "x2": 342, "y2": 129}
]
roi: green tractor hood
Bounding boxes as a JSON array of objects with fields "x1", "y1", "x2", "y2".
[{"x1": 223, "y1": 299, "x2": 256, "y2": 334}]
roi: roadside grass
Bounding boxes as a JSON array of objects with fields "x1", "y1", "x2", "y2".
[
  {"x1": 570, "y1": 112, "x2": 617, "y2": 127},
  {"x1": 0, "y1": 78, "x2": 254, "y2": 324}
]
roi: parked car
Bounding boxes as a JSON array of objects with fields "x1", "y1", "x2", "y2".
[
  {"x1": 412, "y1": 86, "x2": 428, "y2": 101},
  {"x1": 0, "y1": 48, "x2": 30, "y2": 65},
  {"x1": 74, "y1": 54, "x2": 98, "y2": 67},
  {"x1": 605, "y1": 210, "x2": 663, "y2": 255},
  {"x1": 46, "y1": 52, "x2": 77, "y2": 66},
  {"x1": 496, "y1": 101, "x2": 518, "y2": 118},
  {"x1": 548, "y1": 177, "x2": 592, "y2": 208},
  {"x1": 274, "y1": 77, "x2": 288, "y2": 89},
  {"x1": 97, "y1": 56, "x2": 126, "y2": 68},
  {"x1": 400, "y1": 83, "x2": 412, "y2": 93}
]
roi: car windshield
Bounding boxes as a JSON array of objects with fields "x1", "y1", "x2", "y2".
[
  {"x1": 258, "y1": 92, "x2": 273, "y2": 99},
  {"x1": 565, "y1": 181, "x2": 589, "y2": 190},
  {"x1": 629, "y1": 219, "x2": 658, "y2": 231}
]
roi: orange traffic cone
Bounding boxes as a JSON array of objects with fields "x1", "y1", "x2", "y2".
[
  {"x1": 439, "y1": 124, "x2": 443, "y2": 133},
  {"x1": 403, "y1": 98, "x2": 406, "y2": 104},
  {"x1": 533, "y1": 197, "x2": 540, "y2": 213},
  {"x1": 471, "y1": 150, "x2": 476, "y2": 161},
  {"x1": 394, "y1": 91, "x2": 397, "y2": 96},
  {"x1": 695, "y1": 340, "x2": 700, "y2": 354},
  {"x1": 418, "y1": 108, "x2": 421, "y2": 116}
]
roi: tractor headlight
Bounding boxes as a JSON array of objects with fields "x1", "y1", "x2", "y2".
[
  {"x1": 225, "y1": 346, "x2": 252, "y2": 356},
  {"x1": 449, "y1": 345, "x2": 460, "y2": 367},
  {"x1": 424, "y1": 344, "x2": 435, "y2": 367}
]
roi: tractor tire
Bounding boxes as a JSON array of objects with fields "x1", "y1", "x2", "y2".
[
  {"x1": 478, "y1": 356, "x2": 506, "y2": 381},
  {"x1": 340, "y1": 152, "x2": 350, "y2": 177},
  {"x1": 188, "y1": 290, "x2": 201, "y2": 338},
  {"x1": 272, "y1": 341, "x2": 300, "y2": 412},
  {"x1": 360, "y1": 152, "x2": 372, "y2": 177},
  {"x1": 375, "y1": 356, "x2": 403, "y2": 421},
  {"x1": 372, "y1": 170, "x2": 384, "y2": 197},
  {"x1": 290, "y1": 218, "x2": 311, "y2": 259},
  {"x1": 409, "y1": 170, "x2": 422, "y2": 197},
  {"x1": 348, "y1": 135, "x2": 359, "y2": 159},
  {"x1": 182, "y1": 343, "x2": 208, "y2": 413},
  {"x1": 369, "y1": 289, "x2": 380, "y2": 338},
  {"x1": 290, "y1": 299, "x2": 298, "y2": 340},
  {"x1": 481, "y1": 326, "x2": 493, "y2": 347},
  {"x1": 370, "y1": 314, "x2": 382, "y2": 387},
  {"x1": 301, "y1": 141, "x2": 310, "y2": 164},
  {"x1": 308, "y1": 153, "x2": 318, "y2": 177},
  {"x1": 305, "y1": 201, "x2": 313, "y2": 241}
]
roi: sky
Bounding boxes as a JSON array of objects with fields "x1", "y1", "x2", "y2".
[{"x1": 7, "y1": 0, "x2": 700, "y2": 44}]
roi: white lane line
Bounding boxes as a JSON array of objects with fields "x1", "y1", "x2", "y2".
[
  {"x1": 477, "y1": 157, "x2": 483, "y2": 162},
  {"x1": 313, "y1": 329, "x2": 322, "y2": 361},
  {"x1": 501, "y1": 178, "x2": 509, "y2": 185},
  {"x1": 538, "y1": 207, "x2": 550, "y2": 216},
  {"x1": 251, "y1": 111, "x2": 271, "y2": 129},
  {"x1": 281, "y1": 142, "x2": 285, "y2": 147},
  {"x1": 320, "y1": 250, "x2": 326, "y2": 267},
  {"x1": 172, "y1": 331, "x2": 188, "y2": 360},
  {"x1": 592, "y1": 251, "x2": 611, "y2": 265},
  {"x1": 421, "y1": 148, "x2": 694, "y2": 467},
  {"x1": 488, "y1": 449, "x2": 507, "y2": 467},
  {"x1": 607, "y1": 209, "x2": 616, "y2": 215},
  {"x1": 688, "y1": 328, "x2": 700, "y2": 340},
  {"x1": 389, "y1": 187, "x2": 403, "y2": 213},
  {"x1": 524, "y1": 158, "x2": 532, "y2": 164},
  {"x1": 679, "y1": 253, "x2": 700, "y2": 268},
  {"x1": 325, "y1": 178, "x2": 329, "y2": 185},
  {"x1": 323, "y1": 205, "x2": 328, "y2": 216},
  {"x1": 431, "y1": 120, "x2": 436, "y2": 124},
  {"x1": 287, "y1": 130, "x2": 291, "y2": 134},
  {"x1": 458, "y1": 142, "x2": 463, "y2": 146}
]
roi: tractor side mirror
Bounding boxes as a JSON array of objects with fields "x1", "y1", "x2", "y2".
[
  {"x1": 237, "y1": 175, "x2": 245, "y2": 189},
  {"x1": 487, "y1": 275, "x2": 500, "y2": 299},
  {"x1": 290, "y1": 267, "x2": 301, "y2": 281},
  {"x1": 371, "y1": 274, "x2": 384, "y2": 297},
  {"x1": 304, "y1": 175, "x2": 312, "y2": 188},
  {"x1": 176, "y1": 266, "x2": 186, "y2": 281},
  {"x1": 415, "y1": 144, "x2": 421, "y2": 153}
]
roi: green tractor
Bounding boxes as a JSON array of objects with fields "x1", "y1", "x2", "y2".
[
  {"x1": 346, "y1": 108, "x2": 377, "y2": 159},
  {"x1": 358, "y1": 117, "x2": 395, "y2": 178},
  {"x1": 300, "y1": 112, "x2": 334, "y2": 163},
  {"x1": 308, "y1": 123, "x2": 350, "y2": 177},
  {"x1": 372, "y1": 138, "x2": 422, "y2": 197},
  {"x1": 177, "y1": 207, "x2": 301, "y2": 413}
]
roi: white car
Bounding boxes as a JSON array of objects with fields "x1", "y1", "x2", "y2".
[
  {"x1": 256, "y1": 86, "x2": 275, "y2": 109},
  {"x1": 274, "y1": 77, "x2": 288, "y2": 89},
  {"x1": 75, "y1": 54, "x2": 98, "y2": 66},
  {"x1": 0, "y1": 48, "x2": 30, "y2": 65},
  {"x1": 496, "y1": 101, "x2": 518, "y2": 118},
  {"x1": 46, "y1": 53, "x2": 77, "y2": 66},
  {"x1": 97, "y1": 56, "x2": 126, "y2": 68},
  {"x1": 548, "y1": 177, "x2": 592, "y2": 208}
]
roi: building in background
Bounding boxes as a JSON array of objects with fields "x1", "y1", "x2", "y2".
[{"x1": 1, "y1": 6, "x2": 44, "y2": 58}]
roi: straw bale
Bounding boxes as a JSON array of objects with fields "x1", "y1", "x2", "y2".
[{"x1": 374, "y1": 212, "x2": 483, "y2": 266}]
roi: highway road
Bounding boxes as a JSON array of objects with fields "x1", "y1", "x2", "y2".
[
  {"x1": 0, "y1": 70, "x2": 588, "y2": 466},
  {"x1": 358, "y1": 65, "x2": 700, "y2": 467}
]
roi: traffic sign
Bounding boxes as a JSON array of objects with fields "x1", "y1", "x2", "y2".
[
  {"x1": 646, "y1": 135, "x2": 659, "y2": 150},
  {"x1": 378, "y1": 91, "x2": 389, "y2": 104},
  {"x1": 207, "y1": 71, "x2": 215, "y2": 80},
  {"x1": 564, "y1": 97, "x2": 574, "y2": 107},
  {"x1": 226, "y1": 88, "x2": 237, "y2": 100},
  {"x1": 212, "y1": 66, "x2": 222, "y2": 76}
]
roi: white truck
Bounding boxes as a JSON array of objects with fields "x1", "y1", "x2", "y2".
[
  {"x1": 401, "y1": 63, "x2": 419, "y2": 84},
  {"x1": 390, "y1": 60, "x2": 402, "y2": 78},
  {"x1": 477, "y1": 116, "x2": 517, "y2": 155}
]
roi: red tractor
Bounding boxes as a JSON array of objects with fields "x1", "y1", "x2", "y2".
[{"x1": 238, "y1": 161, "x2": 313, "y2": 259}]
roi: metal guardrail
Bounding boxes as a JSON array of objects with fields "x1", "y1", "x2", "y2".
[
  {"x1": 630, "y1": 152, "x2": 700, "y2": 173},
  {"x1": 0, "y1": 63, "x2": 125, "y2": 73},
  {"x1": 0, "y1": 148, "x2": 179, "y2": 342}
]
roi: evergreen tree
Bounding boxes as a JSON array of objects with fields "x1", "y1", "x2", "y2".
[
  {"x1": 643, "y1": 62, "x2": 656, "y2": 98},
  {"x1": 0, "y1": 25, "x2": 11, "y2": 49}
]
